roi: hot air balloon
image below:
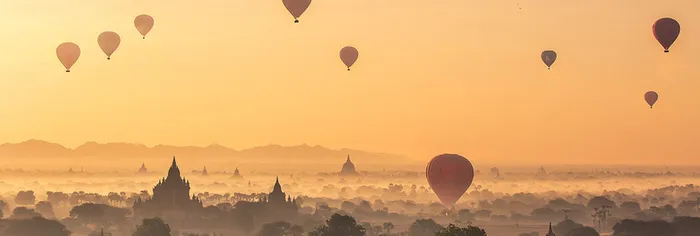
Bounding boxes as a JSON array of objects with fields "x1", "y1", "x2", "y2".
[
  {"x1": 98, "y1": 31, "x2": 121, "y2": 60},
  {"x1": 653, "y1": 18, "x2": 680, "y2": 53},
  {"x1": 56, "y1": 42, "x2": 80, "y2": 72},
  {"x1": 645, "y1": 91, "x2": 658, "y2": 108},
  {"x1": 135, "y1": 14, "x2": 155, "y2": 39},
  {"x1": 339, "y1": 46, "x2": 359, "y2": 71},
  {"x1": 541, "y1": 50, "x2": 557, "y2": 70},
  {"x1": 282, "y1": 0, "x2": 311, "y2": 23},
  {"x1": 426, "y1": 154, "x2": 475, "y2": 208}
]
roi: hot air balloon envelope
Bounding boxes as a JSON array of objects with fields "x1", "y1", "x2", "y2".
[
  {"x1": 426, "y1": 154, "x2": 475, "y2": 208},
  {"x1": 282, "y1": 0, "x2": 311, "y2": 23},
  {"x1": 98, "y1": 31, "x2": 121, "y2": 60},
  {"x1": 541, "y1": 50, "x2": 557, "y2": 69},
  {"x1": 56, "y1": 42, "x2": 81, "y2": 72},
  {"x1": 135, "y1": 15, "x2": 155, "y2": 39},
  {"x1": 653, "y1": 18, "x2": 680, "y2": 53},
  {"x1": 645, "y1": 91, "x2": 658, "y2": 108},
  {"x1": 339, "y1": 46, "x2": 359, "y2": 71}
]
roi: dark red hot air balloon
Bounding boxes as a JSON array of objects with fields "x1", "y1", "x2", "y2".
[
  {"x1": 645, "y1": 91, "x2": 658, "y2": 108},
  {"x1": 426, "y1": 154, "x2": 475, "y2": 208},
  {"x1": 653, "y1": 18, "x2": 680, "y2": 53}
]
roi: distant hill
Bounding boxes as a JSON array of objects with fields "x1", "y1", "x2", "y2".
[{"x1": 0, "y1": 140, "x2": 414, "y2": 166}]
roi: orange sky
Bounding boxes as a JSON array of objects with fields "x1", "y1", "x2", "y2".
[{"x1": 1, "y1": 0, "x2": 700, "y2": 166}]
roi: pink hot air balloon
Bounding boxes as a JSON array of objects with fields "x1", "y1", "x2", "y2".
[
  {"x1": 56, "y1": 42, "x2": 81, "y2": 72},
  {"x1": 339, "y1": 46, "x2": 359, "y2": 71},
  {"x1": 282, "y1": 0, "x2": 312, "y2": 23},
  {"x1": 653, "y1": 18, "x2": 680, "y2": 53},
  {"x1": 98, "y1": 31, "x2": 121, "y2": 60},
  {"x1": 645, "y1": 91, "x2": 658, "y2": 108},
  {"x1": 426, "y1": 154, "x2": 475, "y2": 208},
  {"x1": 134, "y1": 14, "x2": 155, "y2": 39}
]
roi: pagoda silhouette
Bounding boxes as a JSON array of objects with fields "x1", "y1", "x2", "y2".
[
  {"x1": 133, "y1": 157, "x2": 203, "y2": 216},
  {"x1": 339, "y1": 155, "x2": 358, "y2": 176},
  {"x1": 137, "y1": 163, "x2": 148, "y2": 173}
]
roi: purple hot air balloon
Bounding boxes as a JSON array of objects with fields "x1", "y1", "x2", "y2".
[
  {"x1": 541, "y1": 50, "x2": 557, "y2": 70},
  {"x1": 653, "y1": 18, "x2": 680, "y2": 53},
  {"x1": 645, "y1": 91, "x2": 658, "y2": 108}
]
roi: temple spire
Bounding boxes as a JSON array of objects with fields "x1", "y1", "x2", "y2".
[
  {"x1": 546, "y1": 222, "x2": 555, "y2": 236},
  {"x1": 273, "y1": 176, "x2": 282, "y2": 192},
  {"x1": 346, "y1": 155, "x2": 351, "y2": 162},
  {"x1": 171, "y1": 156, "x2": 177, "y2": 167}
]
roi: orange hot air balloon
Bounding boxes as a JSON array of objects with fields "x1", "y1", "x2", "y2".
[
  {"x1": 339, "y1": 46, "x2": 359, "y2": 71},
  {"x1": 541, "y1": 50, "x2": 557, "y2": 70},
  {"x1": 653, "y1": 18, "x2": 680, "y2": 53},
  {"x1": 56, "y1": 42, "x2": 81, "y2": 72},
  {"x1": 645, "y1": 91, "x2": 658, "y2": 108},
  {"x1": 98, "y1": 31, "x2": 121, "y2": 60},
  {"x1": 134, "y1": 14, "x2": 155, "y2": 39},
  {"x1": 282, "y1": 0, "x2": 312, "y2": 23},
  {"x1": 426, "y1": 154, "x2": 475, "y2": 208}
]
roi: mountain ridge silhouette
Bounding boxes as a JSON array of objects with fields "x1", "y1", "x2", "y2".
[{"x1": 0, "y1": 139, "x2": 412, "y2": 164}]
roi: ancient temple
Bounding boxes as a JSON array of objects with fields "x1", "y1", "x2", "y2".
[
  {"x1": 264, "y1": 177, "x2": 298, "y2": 217},
  {"x1": 339, "y1": 155, "x2": 358, "y2": 176},
  {"x1": 202, "y1": 166, "x2": 208, "y2": 176},
  {"x1": 133, "y1": 157, "x2": 203, "y2": 216},
  {"x1": 269, "y1": 177, "x2": 290, "y2": 204},
  {"x1": 231, "y1": 167, "x2": 242, "y2": 178},
  {"x1": 546, "y1": 222, "x2": 556, "y2": 236},
  {"x1": 138, "y1": 163, "x2": 148, "y2": 173}
]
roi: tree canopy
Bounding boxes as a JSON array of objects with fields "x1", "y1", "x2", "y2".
[
  {"x1": 1, "y1": 216, "x2": 71, "y2": 236},
  {"x1": 133, "y1": 217, "x2": 171, "y2": 236},
  {"x1": 258, "y1": 221, "x2": 304, "y2": 236},
  {"x1": 308, "y1": 213, "x2": 365, "y2": 236},
  {"x1": 409, "y1": 218, "x2": 442, "y2": 236},
  {"x1": 436, "y1": 224, "x2": 487, "y2": 236}
]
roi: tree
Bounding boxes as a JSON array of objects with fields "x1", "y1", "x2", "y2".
[
  {"x1": 457, "y1": 209, "x2": 475, "y2": 222},
  {"x1": 14, "y1": 191, "x2": 36, "y2": 206},
  {"x1": 11, "y1": 207, "x2": 41, "y2": 219},
  {"x1": 436, "y1": 224, "x2": 487, "y2": 236},
  {"x1": 258, "y1": 221, "x2": 304, "y2": 236},
  {"x1": 619, "y1": 202, "x2": 641, "y2": 212},
  {"x1": 308, "y1": 213, "x2": 365, "y2": 236},
  {"x1": 35, "y1": 201, "x2": 55, "y2": 219},
  {"x1": 70, "y1": 203, "x2": 130, "y2": 228},
  {"x1": 360, "y1": 222, "x2": 379, "y2": 236},
  {"x1": 587, "y1": 196, "x2": 616, "y2": 209},
  {"x1": 612, "y1": 219, "x2": 673, "y2": 236},
  {"x1": 567, "y1": 227, "x2": 599, "y2": 236},
  {"x1": 0, "y1": 200, "x2": 9, "y2": 217},
  {"x1": 474, "y1": 209, "x2": 492, "y2": 220},
  {"x1": 383, "y1": 222, "x2": 394, "y2": 235},
  {"x1": 133, "y1": 217, "x2": 171, "y2": 236},
  {"x1": 649, "y1": 205, "x2": 677, "y2": 221},
  {"x1": 408, "y1": 219, "x2": 442, "y2": 236},
  {"x1": 553, "y1": 219, "x2": 584, "y2": 236},
  {"x1": 530, "y1": 207, "x2": 560, "y2": 222},
  {"x1": 671, "y1": 216, "x2": 700, "y2": 236},
  {"x1": 1, "y1": 217, "x2": 71, "y2": 236}
]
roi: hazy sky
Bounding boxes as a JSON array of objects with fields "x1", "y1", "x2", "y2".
[{"x1": 1, "y1": 0, "x2": 700, "y2": 166}]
